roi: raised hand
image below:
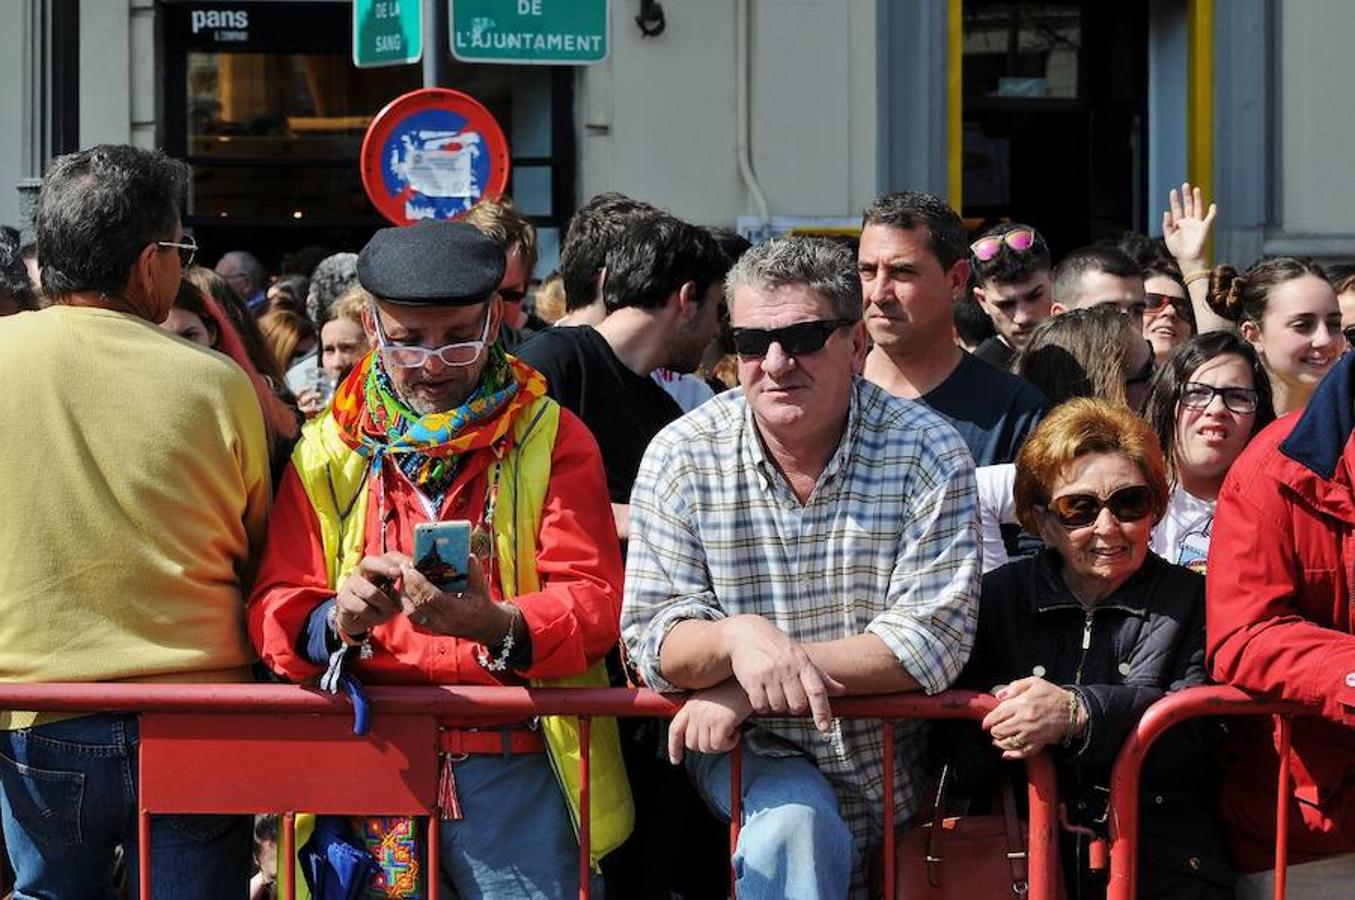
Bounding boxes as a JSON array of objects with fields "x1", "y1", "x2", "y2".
[{"x1": 1162, "y1": 182, "x2": 1218, "y2": 271}]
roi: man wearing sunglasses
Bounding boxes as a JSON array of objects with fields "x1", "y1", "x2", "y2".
[
  {"x1": 859, "y1": 192, "x2": 1048, "y2": 471},
  {"x1": 969, "y1": 223, "x2": 1055, "y2": 371},
  {"x1": 464, "y1": 196, "x2": 548, "y2": 352},
  {"x1": 250, "y1": 220, "x2": 630, "y2": 896},
  {"x1": 0, "y1": 146, "x2": 270, "y2": 896},
  {"x1": 623, "y1": 236, "x2": 981, "y2": 897}
]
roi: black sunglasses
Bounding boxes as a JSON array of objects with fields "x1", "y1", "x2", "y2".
[
  {"x1": 730, "y1": 318, "x2": 855, "y2": 358},
  {"x1": 1046, "y1": 485, "x2": 1154, "y2": 529}
]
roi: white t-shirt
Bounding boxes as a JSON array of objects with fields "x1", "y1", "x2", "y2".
[
  {"x1": 1150, "y1": 486, "x2": 1215, "y2": 574},
  {"x1": 652, "y1": 368, "x2": 716, "y2": 413},
  {"x1": 976, "y1": 464, "x2": 1017, "y2": 573}
]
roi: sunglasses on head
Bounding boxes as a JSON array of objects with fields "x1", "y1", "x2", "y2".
[
  {"x1": 1046, "y1": 485, "x2": 1155, "y2": 529},
  {"x1": 730, "y1": 318, "x2": 855, "y2": 358},
  {"x1": 970, "y1": 228, "x2": 1042, "y2": 263}
]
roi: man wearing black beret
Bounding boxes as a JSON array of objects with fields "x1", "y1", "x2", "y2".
[{"x1": 248, "y1": 218, "x2": 632, "y2": 895}]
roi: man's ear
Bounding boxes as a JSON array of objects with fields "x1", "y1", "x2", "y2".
[
  {"x1": 946, "y1": 258, "x2": 971, "y2": 302},
  {"x1": 1050, "y1": 301, "x2": 1068, "y2": 316},
  {"x1": 484, "y1": 296, "x2": 504, "y2": 345},
  {"x1": 972, "y1": 284, "x2": 994, "y2": 315},
  {"x1": 672, "y1": 281, "x2": 697, "y2": 320},
  {"x1": 361, "y1": 304, "x2": 379, "y2": 343},
  {"x1": 124, "y1": 242, "x2": 162, "y2": 310}
]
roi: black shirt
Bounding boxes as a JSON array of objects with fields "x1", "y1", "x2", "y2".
[
  {"x1": 516, "y1": 325, "x2": 683, "y2": 503},
  {"x1": 919, "y1": 351, "x2": 1048, "y2": 466},
  {"x1": 973, "y1": 335, "x2": 1016, "y2": 372}
]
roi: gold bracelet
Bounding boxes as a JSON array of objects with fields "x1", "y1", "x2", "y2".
[{"x1": 1182, "y1": 269, "x2": 1210, "y2": 286}]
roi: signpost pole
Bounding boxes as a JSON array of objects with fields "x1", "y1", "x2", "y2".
[{"x1": 422, "y1": 0, "x2": 447, "y2": 87}]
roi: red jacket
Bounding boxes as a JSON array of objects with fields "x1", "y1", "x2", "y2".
[
  {"x1": 1207, "y1": 354, "x2": 1355, "y2": 871},
  {"x1": 247, "y1": 407, "x2": 623, "y2": 707}
]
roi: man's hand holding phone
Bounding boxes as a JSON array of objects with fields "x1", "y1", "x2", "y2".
[
  {"x1": 399, "y1": 558, "x2": 516, "y2": 646},
  {"x1": 334, "y1": 552, "x2": 409, "y2": 637}
]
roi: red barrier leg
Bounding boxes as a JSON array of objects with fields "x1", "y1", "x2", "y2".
[
  {"x1": 138, "y1": 808, "x2": 151, "y2": 900},
  {"x1": 882, "y1": 721, "x2": 896, "y2": 898},
  {"x1": 1025, "y1": 754, "x2": 1060, "y2": 900},
  {"x1": 579, "y1": 716, "x2": 592, "y2": 900},
  {"x1": 282, "y1": 812, "x2": 296, "y2": 900},
  {"x1": 1275, "y1": 715, "x2": 1291, "y2": 899},
  {"x1": 730, "y1": 741, "x2": 742, "y2": 900}
]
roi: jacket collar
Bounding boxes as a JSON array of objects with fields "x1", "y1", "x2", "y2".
[
  {"x1": 1276, "y1": 353, "x2": 1355, "y2": 524},
  {"x1": 1029, "y1": 549, "x2": 1155, "y2": 617}
]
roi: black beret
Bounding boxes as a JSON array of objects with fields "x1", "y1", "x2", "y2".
[{"x1": 357, "y1": 220, "x2": 506, "y2": 306}]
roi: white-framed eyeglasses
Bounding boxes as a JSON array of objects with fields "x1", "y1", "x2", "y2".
[
  {"x1": 370, "y1": 304, "x2": 492, "y2": 368},
  {"x1": 156, "y1": 235, "x2": 197, "y2": 267}
]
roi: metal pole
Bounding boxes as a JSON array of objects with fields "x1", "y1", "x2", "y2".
[{"x1": 423, "y1": 0, "x2": 449, "y2": 88}]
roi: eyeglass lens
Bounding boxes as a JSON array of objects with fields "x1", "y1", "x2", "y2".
[
  {"x1": 1050, "y1": 485, "x2": 1153, "y2": 528},
  {"x1": 731, "y1": 319, "x2": 851, "y2": 358},
  {"x1": 1180, "y1": 382, "x2": 1258, "y2": 414}
]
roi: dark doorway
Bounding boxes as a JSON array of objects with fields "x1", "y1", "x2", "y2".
[{"x1": 961, "y1": 1, "x2": 1148, "y2": 258}]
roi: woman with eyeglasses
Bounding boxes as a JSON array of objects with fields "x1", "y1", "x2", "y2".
[
  {"x1": 1142, "y1": 261, "x2": 1197, "y2": 365},
  {"x1": 1142, "y1": 333, "x2": 1276, "y2": 573},
  {"x1": 947, "y1": 398, "x2": 1234, "y2": 897},
  {"x1": 1207, "y1": 257, "x2": 1341, "y2": 415}
]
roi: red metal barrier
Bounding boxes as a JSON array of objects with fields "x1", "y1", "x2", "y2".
[
  {"x1": 0, "y1": 684, "x2": 1061, "y2": 899},
  {"x1": 1105, "y1": 685, "x2": 1313, "y2": 900}
]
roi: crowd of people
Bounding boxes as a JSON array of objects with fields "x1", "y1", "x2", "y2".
[{"x1": 2, "y1": 143, "x2": 1355, "y2": 900}]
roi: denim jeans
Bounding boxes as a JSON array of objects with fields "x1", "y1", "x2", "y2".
[
  {"x1": 438, "y1": 752, "x2": 603, "y2": 899},
  {"x1": 0, "y1": 713, "x2": 251, "y2": 899},
  {"x1": 686, "y1": 748, "x2": 853, "y2": 900}
]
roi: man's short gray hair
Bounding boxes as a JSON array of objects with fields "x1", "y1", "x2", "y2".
[{"x1": 724, "y1": 236, "x2": 862, "y2": 322}]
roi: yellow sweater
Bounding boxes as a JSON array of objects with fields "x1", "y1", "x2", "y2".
[{"x1": 0, "y1": 306, "x2": 271, "y2": 728}]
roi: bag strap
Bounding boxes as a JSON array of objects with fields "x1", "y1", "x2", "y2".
[{"x1": 924, "y1": 766, "x2": 1030, "y2": 895}]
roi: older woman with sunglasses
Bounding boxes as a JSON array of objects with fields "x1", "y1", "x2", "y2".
[
  {"x1": 949, "y1": 398, "x2": 1234, "y2": 898},
  {"x1": 1143, "y1": 333, "x2": 1275, "y2": 572}
]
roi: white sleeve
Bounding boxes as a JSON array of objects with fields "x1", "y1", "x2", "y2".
[{"x1": 975, "y1": 464, "x2": 1018, "y2": 573}]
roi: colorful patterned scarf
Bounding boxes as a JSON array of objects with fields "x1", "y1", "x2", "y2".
[{"x1": 331, "y1": 347, "x2": 546, "y2": 508}]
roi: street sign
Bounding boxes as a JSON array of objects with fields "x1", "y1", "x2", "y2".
[
  {"x1": 360, "y1": 88, "x2": 511, "y2": 225},
  {"x1": 450, "y1": 0, "x2": 610, "y2": 65},
  {"x1": 353, "y1": 0, "x2": 423, "y2": 68}
]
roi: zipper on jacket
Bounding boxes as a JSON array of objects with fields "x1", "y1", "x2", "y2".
[{"x1": 1071, "y1": 608, "x2": 1094, "y2": 900}]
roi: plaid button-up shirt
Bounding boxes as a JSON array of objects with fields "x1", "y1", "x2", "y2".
[{"x1": 622, "y1": 377, "x2": 981, "y2": 853}]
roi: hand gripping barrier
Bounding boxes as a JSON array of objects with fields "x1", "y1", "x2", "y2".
[
  {"x1": 0, "y1": 684, "x2": 1061, "y2": 900},
  {"x1": 1105, "y1": 685, "x2": 1312, "y2": 900}
]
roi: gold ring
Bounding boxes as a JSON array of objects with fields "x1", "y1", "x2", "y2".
[{"x1": 1004, "y1": 736, "x2": 1028, "y2": 751}]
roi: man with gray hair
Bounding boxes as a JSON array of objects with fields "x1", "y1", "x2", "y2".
[
  {"x1": 215, "y1": 249, "x2": 267, "y2": 311},
  {"x1": 306, "y1": 251, "x2": 360, "y2": 323},
  {"x1": 622, "y1": 235, "x2": 981, "y2": 898}
]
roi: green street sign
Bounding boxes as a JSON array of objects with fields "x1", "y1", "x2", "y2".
[
  {"x1": 451, "y1": 0, "x2": 610, "y2": 65},
  {"x1": 354, "y1": 0, "x2": 423, "y2": 68}
]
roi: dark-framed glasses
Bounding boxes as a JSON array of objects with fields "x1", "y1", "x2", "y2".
[
  {"x1": 371, "y1": 305, "x2": 492, "y2": 368},
  {"x1": 156, "y1": 235, "x2": 197, "y2": 267},
  {"x1": 1179, "y1": 381, "x2": 1259, "y2": 414},
  {"x1": 731, "y1": 318, "x2": 855, "y2": 358},
  {"x1": 970, "y1": 228, "x2": 1044, "y2": 262},
  {"x1": 1046, "y1": 485, "x2": 1155, "y2": 529}
]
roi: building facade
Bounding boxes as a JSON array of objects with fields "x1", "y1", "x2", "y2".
[{"x1": 2, "y1": 0, "x2": 1348, "y2": 271}]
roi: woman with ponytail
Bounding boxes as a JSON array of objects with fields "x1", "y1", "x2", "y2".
[{"x1": 1206, "y1": 257, "x2": 1341, "y2": 414}]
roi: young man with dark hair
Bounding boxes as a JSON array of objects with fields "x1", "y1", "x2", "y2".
[
  {"x1": 859, "y1": 192, "x2": 1047, "y2": 468},
  {"x1": 554, "y1": 192, "x2": 659, "y2": 326},
  {"x1": 1051, "y1": 245, "x2": 1147, "y2": 315},
  {"x1": 969, "y1": 223, "x2": 1054, "y2": 371},
  {"x1": 516, "y1": 212, "x2": 729, "y2": 539}
]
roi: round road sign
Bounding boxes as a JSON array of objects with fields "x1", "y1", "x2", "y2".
[{"x1": 360, "y1": 87, "x2": 511, "y2": 226}]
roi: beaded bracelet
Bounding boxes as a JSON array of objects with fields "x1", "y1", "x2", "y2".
[{"x1": 476, "y1": 608, "x2": 518, "y2": 672}]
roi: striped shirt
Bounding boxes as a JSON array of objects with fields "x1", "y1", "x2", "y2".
[{"x1": 622, "y1": 377, "x2": 981, "y2": 851}]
